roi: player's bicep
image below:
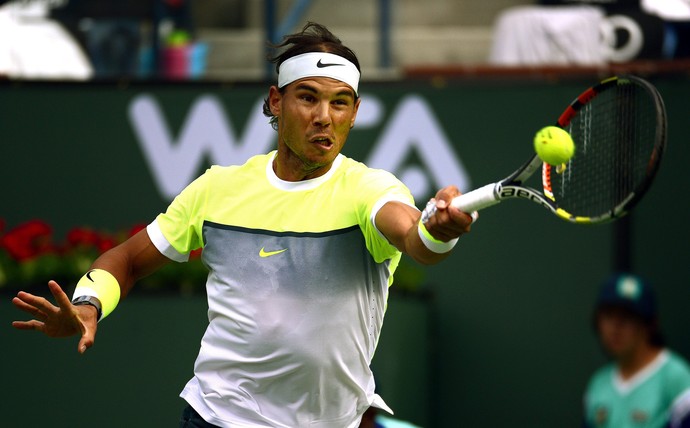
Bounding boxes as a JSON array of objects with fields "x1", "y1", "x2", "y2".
[{"x1": 125, "y1": 228, "x2": 172, "y2": 278}]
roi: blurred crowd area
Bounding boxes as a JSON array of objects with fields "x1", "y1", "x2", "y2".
[{"x1": 0, "y1": 0, "x2": 688, "y2": 81}]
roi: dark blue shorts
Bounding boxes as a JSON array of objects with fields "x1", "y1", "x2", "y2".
[{"x1": 179, "y1": 404, "x2": 220, "y2": 428}]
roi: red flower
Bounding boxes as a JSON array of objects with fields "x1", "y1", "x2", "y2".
[
  {"x1": 67, "y1": 227, "x2": 102, "y2": 247},
  {"x1": 98, "y1": 237, "x2": 117, "y2": 253},
  {"x1": 0, "y1": 220, "x2": 54, "y2": 261},
  {"x1": 67, "y1": 227, "x2": 119, "y2": 255},
  {"x1": 129, "y1": 224, "x2": 147, "y2": 237}
]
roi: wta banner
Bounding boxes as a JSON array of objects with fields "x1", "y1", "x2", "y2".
[{"x1": 1, "y1": 79, "x2": 608, "y2": 231}]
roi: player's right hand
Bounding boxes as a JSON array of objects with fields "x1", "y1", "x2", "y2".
[
  {"x1": 12, "y1": 280, "x2": 99, "y2": 354},
  {"x1": 424, "y1": 186, "x2": 476, "y2": 241}
]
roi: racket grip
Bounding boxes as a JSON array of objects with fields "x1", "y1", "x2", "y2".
[
  {"x1": 451, "y1": 183, "x2": 502, "y2": 212},
  {"x1": 421, "y1": 183, "x2": 501, "y2": 222}
]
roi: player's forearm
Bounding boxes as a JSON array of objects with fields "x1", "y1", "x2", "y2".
[
  {"x1": 404, "y1": 222, "x2": 454, "y2": 265},
  {"x1": 90, "y1": 229, "x2": 169, "y2": 298},
  {"x1": 376, "y1": 201, "x2": 458, "y2": 265},
  {"x1": 89, "y1": 248, "x2": 137, "y2": 298}
]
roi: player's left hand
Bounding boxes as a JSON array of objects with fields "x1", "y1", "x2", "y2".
[
  {"x1": 12, "y1": 280, "x2": 99, "y2": 354},
  {"x1": 423, "y1": 185, "x2": 477, "y2": 241}
]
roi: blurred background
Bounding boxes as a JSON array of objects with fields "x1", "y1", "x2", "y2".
[{"x1": 1, "y1": 0, "x2": 689, "y2": 427}]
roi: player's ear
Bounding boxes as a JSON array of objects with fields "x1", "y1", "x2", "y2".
[
  {"x1": 350, "y1": 97, "x2": 361, "y2": 128},
  {"x1": 268, "y1": 86, "x2": 282, "y2": 116}
]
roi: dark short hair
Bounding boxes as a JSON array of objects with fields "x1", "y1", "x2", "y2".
[
  {"x1": 593, "y1": 305, "x2": 666, "y2": 348},
  {"x1": 592, "y1": 273, "x2": 665, "y2": 348},
  {"x1": 262, "y1": 22, "x2": 361, "y2": 130}
]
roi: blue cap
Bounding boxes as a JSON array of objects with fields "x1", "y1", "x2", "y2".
[{"x1": 596, "y1": 273, "x2": 657, "y2": 321}]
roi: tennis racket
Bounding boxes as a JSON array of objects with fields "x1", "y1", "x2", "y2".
[{"x1": 422, "y1": 75, "x2": 667, "y2": 225}]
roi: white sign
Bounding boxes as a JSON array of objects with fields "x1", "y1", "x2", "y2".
[{"x1": 128, "y1": 93, "x2": 471, "y2": 204}]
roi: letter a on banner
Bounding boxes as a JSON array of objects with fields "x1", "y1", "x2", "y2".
[{"x1": 366, "y1": 95, "x2": 471, "y2": 201}]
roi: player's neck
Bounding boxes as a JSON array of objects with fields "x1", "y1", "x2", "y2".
[
  {"x1": 273, "y1": 147, "x2": 333, "y2": 182},
  {"x1": 617, "y1": 345, "x2": 663, "y2": 380}
]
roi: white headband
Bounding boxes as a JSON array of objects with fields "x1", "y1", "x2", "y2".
[{"x1": 278, "y1": 52, "x2": 360, "y2": 95}]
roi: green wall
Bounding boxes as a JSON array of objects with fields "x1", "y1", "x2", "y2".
[{"x1": 2, "y1": 75, "x2": 689, "y2": 427}]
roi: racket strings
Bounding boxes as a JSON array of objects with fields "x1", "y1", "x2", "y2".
[{"x1": 551, "y1": 80, "x2": 660, "y2": 218}]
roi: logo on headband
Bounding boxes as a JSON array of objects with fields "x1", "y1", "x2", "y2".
[
  {"x1": 316, "y1": 59, "x2": 345, "y2": 68},
  {"x1": 278, "y1": 52, "x2": 360, "y2": 94}
]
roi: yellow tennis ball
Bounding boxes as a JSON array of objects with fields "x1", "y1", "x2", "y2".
[{"x1": 533, "y1": 126, "x2": 575, "y2": 166}]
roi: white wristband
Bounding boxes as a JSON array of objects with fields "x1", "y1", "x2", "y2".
[{"x1": 417, "y1": 220, "x2": 459, "y2": 254}]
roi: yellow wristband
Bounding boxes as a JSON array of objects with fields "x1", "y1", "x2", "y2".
[
  {"x1": 418, "y1": 220, "x2": 458, "y2": 254},
  {"x1": 72, "y1": 269, "x2": 121, "y2": 321}
]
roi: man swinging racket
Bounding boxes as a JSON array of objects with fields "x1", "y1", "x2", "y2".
[{"x1": 12, "y1": 22, "x2": 475, "y2": 428}]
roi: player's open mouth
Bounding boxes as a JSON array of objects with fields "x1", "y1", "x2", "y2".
[{"x1": 310, "y1": 136, "x2": 334, "y2": 149}]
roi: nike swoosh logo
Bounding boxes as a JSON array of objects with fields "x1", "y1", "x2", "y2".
[
  {"x1": 86, "y1": 270, "x2": 95, "y2": 282},
  {"x1": 316, "y1": 59, "x2": 345, "y2": 68},
  {"x1": 259, "y1": 247, "x2": 287, "y2": 258}
]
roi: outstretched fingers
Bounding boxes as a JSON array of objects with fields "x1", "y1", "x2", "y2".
[
  {"x1": 48, "y1": 280, "x2": 73, "y2": 311},
  {"x1": 11, "y1": 290, "x2": 56, "y2": 333},
  {"x1": 78, "y1": 332, "x2": 95, "y2": 354},
  {"x1": 11, "y1": 280, "x2": 98, "y2": 353},
  {"x1": 11, "y1": 319, "x2": 47, "y2": 332},
  {"x1": 12, "y1": 294, "x2": 49, "y2": 322},
  {"x1": 50, "y1": 280, "x2": 99, "y2": 353}
]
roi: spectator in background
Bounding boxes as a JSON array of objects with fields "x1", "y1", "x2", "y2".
[
  {"x1": 0, "y1": 0, "x2": 93, "y2": 79},
  {"x1": 489, "y1": 2, "x2": 608, "y2": 66},
  {"x1": 49, "y1": 0, "x2": 199, "y2": 79},
  {"x1": 489, "y1": 0, "x2": 688, "y2": 65},
  {"x1": 583, "y1": 273, "x2": 690, "y2": 428},
  {"x1": 49, "y1": 0, "x2": 149, "y2": 78},
  {"x1": 641, "y1": 0, "x2": 690, "y2": 58}
]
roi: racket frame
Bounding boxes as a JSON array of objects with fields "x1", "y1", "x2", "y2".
[{"x1": 421, "y1": 75, "x2": 666, "y2": 225}]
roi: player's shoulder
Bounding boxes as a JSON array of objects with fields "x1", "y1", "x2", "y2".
[
  {"x1": 204, "y1": 153, "x2": 271, "y2": 179},
  {"x1": 210, "y1": 153, "x2": 270, "y2": 172},
  {"x1": 587, "y1": 362, "x2": 616, "y2": 390},
  {"x1": 336, "y1": 156, "x2": 413, "y2": 207},
  {"x1": 337, "y1": 154, "x2": 401, "y2": 184},
  {"x1": 662, "y1": 350, "x2": 690, "y2": 381},
  {"x1": 338, "y1": 154, "x2": 372, "y2": 173},
  {"x1": 661, "y1": 350, "x2": 690, "y2": 422}
]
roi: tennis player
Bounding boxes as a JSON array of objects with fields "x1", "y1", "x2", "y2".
[
  {"x1": 11, "y1": 22, "x2": 475, "y2": 428},
  {"x1": 583, "y1": 273, "x2": 690, "y2": 428}
]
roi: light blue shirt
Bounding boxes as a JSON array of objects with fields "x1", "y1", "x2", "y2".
[{"x1": 584, "y1": 350, "x2": 690, "y2": 428}]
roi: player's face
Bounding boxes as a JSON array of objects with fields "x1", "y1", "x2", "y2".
[
  {"x1": 597, "y1": 307, "x2": 649, "y2": 359},
  {"x1": 269, "y1": 77, "x2": 360, "y2": 181}
]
